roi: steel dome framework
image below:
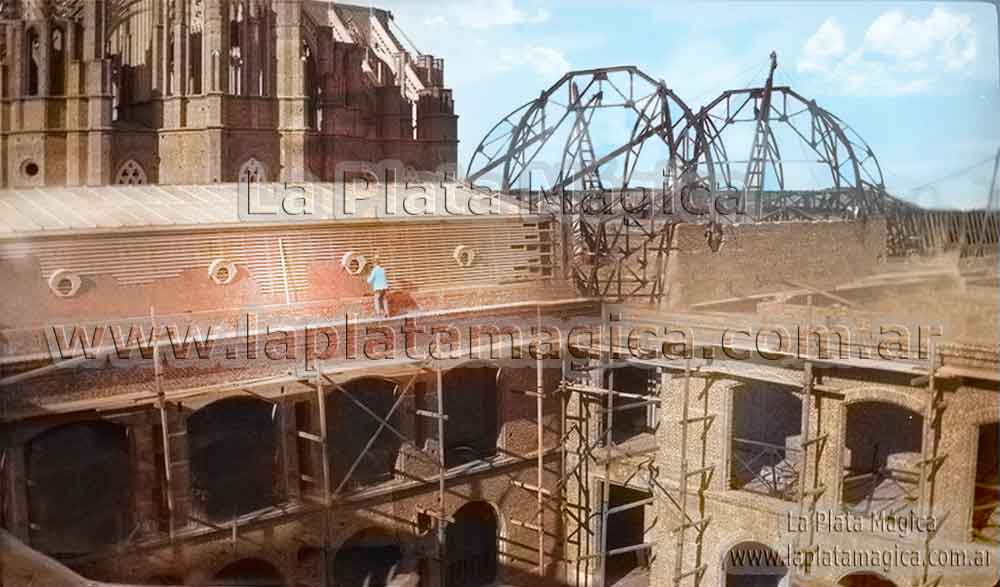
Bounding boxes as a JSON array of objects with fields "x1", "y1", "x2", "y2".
[
  {"x1": 466, "y1": 65, "x2": 714, "y2": 195},
  {"x1": 464, "y1": 60, "x2": 969, "y2": 303}
]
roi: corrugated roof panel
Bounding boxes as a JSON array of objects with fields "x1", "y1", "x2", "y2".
[
  {"x1": 51, "y1": 188, "x2": 108, "y2": 229},
  {"x1": 14, "y1": 191, "x2": 70, "y2": 230},
  {"x1": 0, "y1": 182, "x2": 526, "y2": 237},
  {"x1": 0, "y1": 197, "x2": 40, "y2": 233}
]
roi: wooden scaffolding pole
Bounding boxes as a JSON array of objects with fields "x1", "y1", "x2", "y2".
[
  {"x1": 669, "y1": 354, "x2": 713, "y2": 587},
  {"x1": 672, "y1": 357, "x2": 692, "y2": 585},
  {"x1": 435, "y1": 365, "x2": 447, "y2": 587},
  {"x1": 558, "y1": 311, "x2": 717, "y2": 586},
  {"x1": 794, "y1": 361, "x2": 819, "y2": 575},
  {"x1": 918, "y1": 341, "x2": 947, "y2": 587},
  {"x1": 536, "y1": 304, "x2": 546, "y2": 574},
  {"x1": 596, "y1": 304, "x2": 615, "y2": 587},
  {"x1": 152, "y1": 307, "x2": 176, "y2": 542},
  {"x1": 315, "y1": 369, "x2": 331, "y2": 505}
]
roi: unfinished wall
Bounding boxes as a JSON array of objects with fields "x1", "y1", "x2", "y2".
[
  {"x1": 1, "y1": 349, "x2": 568, "y2": 586},
  {"x1": 664, "y1": 219, "x2": 887, "y2": 309},
  {"x1": 647, "y1": 369, "x2": 1000, "y2": 587}
]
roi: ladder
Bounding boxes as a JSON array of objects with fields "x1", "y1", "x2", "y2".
[
  {"x1": 744, "y1": 120, "x2": 769, "y2": 215},
  {"x1": 566, "y1": 81, "x2": 603, "y2": 192},
  {"x1": 793, "y1": 362, "x2": 829, "y2": 576},
  {"x1": 578, "y1": 123, "x2": 602, "y2": 191},
  {"x1": 917, "y1": 343, "x2": 947, "y2": 587},
  {"x1": 668, "y1": 357, "x2": 715, "y2": 587},
  {"x1": 744, "y1": 51, "x2": 778, "y2": 219}
]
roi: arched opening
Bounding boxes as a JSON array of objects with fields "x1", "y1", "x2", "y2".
[
  {"x1": 188, "y1": 23, "x2": 202, "y2": 95},
  {"x1": 730, "y1": 384, "x2": 802, "y2": 500},
  {"x1": 442, "y1": 365, "x2": 500, "y2": 467},
  {"x1": 49, "y1": 27, "x2": 64, "y2": 95},
  {"x1": 446, "y1": 501, "x2": 499, "y2": 587},
  {"x1": 238, "y1": 157, "x2": 267, "y2": 183},
  {"x1": 228, "y1": 0, "x2": 271, "y2": 96},
  {"x1": 334, "y1": 528, "x2": 405, "y2": 586},
  {"x1": 26, "y1": 420, "x2": 132, "y2": 556},
  {"x1": 302, "y1": 39, "x2": 319, "y2": 130},
  {"x1": 842, "y1": 401, "x2": 923, "y2": 514},
  {"x1": 116, "y1": 159, "x2": 148, "y2": 185},
  {"x1": 187, "y1": 397, "x2": 279, "y2": 521},
  {"x1": 228, "y1": 2, "x2": 244, "y2": 95},
  {"x1": 210, "y1": 558, "x2": 283, "y2": 586},
  {"x1": 973, "y1": 421, "x2": 999, "y2": 543},
  {"x1": 327, "y1": 377, "x2": 402, "y2": 491},
  {"x1": 839, "y1": 572, "x2": 897, "y2": 587},
  {"x1": 25, "y1": 28, "x2": 39, "y2": 95},
  {"x1": 723, "y1": 541, "x2": 787, "y2": 587},
  {"x1": 602, "y1": 365, "x2": 658, "y2": 445}
]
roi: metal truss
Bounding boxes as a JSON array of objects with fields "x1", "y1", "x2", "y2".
[
  {"x1": 466, "y1": 66, "x2": 712, "y2": 304},
  {"x1": 468, "y1": 57, "x2": 1000, "y2": 295},
  {"x1": 689, "y1": 56, "x2": 887, "y2": 221},
  {"x1": 466, "y1": 66, "x2": 708, "y2": 194}
]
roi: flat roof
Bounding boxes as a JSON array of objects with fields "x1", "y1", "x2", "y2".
[{"x1": 0, "y1": 182, "x2": 526, "y2": 238}]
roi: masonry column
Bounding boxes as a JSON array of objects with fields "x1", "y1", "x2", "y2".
[
  {"x1": 35, "y1": 20, "x2": 50, "y2": 97},
  {"x1": 278, "y1": 398, "x2": 300, "y2": 502},
  {"x1": 83, "y1": 0, "x2": 112, "y2": 185},
  {"x1": 931, "y1": 396, "x2": 977, "y2": 543},
  {"x1": 274, "y1": 0, "x2": 306, "y2": 181},
  {"x1": 561, "y1": 356, "x2": 602, "y2": 587},
  {"x1": 162, "y1": 0, "x2": 188, "y2": 129},
  {"x1": 813, "y1": 392, "x2": 842, "y2": 510},
  {"x1": 166, "y1": 404, "x2": 193, "y2": 532},
  {"x1": 202, "y1": 0, "x2": 226, "y2": 181},
  {"x1": 650, "y1": 369, "x2": 681, "y2": 587},
  {"x1": 129, "y1": 416, "x2": 160, "y2": 539},
  {"x1": 64, "y1": 24, "x2": 86, "y2": 185},
  {"x1": 2, "y1": 444, "x2": 30, "y2": 542}
]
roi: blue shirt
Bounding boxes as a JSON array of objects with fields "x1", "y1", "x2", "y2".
[{"x1": 367, "y1": 265, "x2": 388, "y2": 291}]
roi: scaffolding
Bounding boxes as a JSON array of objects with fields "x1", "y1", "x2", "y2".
[
  {"x1": 81, "y1": 303, "x2": 561, "y2": 586},
  {"x1": 916, "y1": 342, "x2": 947, "y2": 587},
  {"x1": 552, "y1": 302, "x2": 962, "y2": 587},
  {"x1": 0, "y1": 299, "x2": 972, "y2": 587},
  {"x1": 558, "y1": 306, "x2": 716, "y2": 587}
]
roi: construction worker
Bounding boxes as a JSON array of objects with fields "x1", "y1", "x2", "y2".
[{"x1": 367, "y1": 254, "x2": 390, "y2": 318}]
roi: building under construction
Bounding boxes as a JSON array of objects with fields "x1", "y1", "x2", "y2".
[{"x1": 2, "y1": 4, "x2": 1000, "y2": 587}]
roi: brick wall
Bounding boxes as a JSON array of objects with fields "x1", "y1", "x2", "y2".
[{"x1": 665, "y1": 219, "x2": 887, "y2": 309}]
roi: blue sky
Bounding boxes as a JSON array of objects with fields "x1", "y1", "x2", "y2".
[{"x1": 378, "y1": 1, "x2": 999, "y2": 209}]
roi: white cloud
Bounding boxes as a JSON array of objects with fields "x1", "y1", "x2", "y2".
[
  {"x1": 865, "y1": 7, "x2": 976, "y2": 69},
  {"x1": 799, "y1": 18, "x2": 846, "y2": 72},
  {"x1": 423, "y1": 15, "x2": 448, "y2": 27},
  {"x1": 456, "y1": 0, "x2": 549, "y2": 30},
  {"x1": 796, "y1": 7, "x2": 978, "y2": 96},
  {"x1": 497, "y1": 45, "x2": 570, "y2": 78}
]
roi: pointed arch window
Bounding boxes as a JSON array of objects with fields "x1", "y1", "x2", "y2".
[
  {"x1": 50, "y1": 27, "x2": 65, "y2": 95},
  {"x1": 115, "y1": 159, "x2": 148, "y2": 185},
  {"x1": 26, "y1": 28, "x2": 39, "y2": 95},
  {"x1": 238, "y1": 157, "x2": 266, "y2": 183}
]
